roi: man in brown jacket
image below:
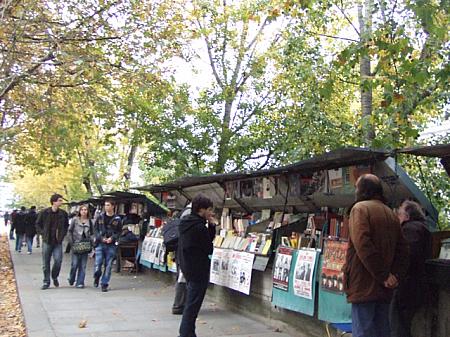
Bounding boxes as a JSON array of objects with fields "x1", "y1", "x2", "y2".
[{"x1": 343, "y1": 174, "x2": 409, "y2": 337}]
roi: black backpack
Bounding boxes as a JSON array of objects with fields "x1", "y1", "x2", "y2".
[{"x1": 162, "y1": 218, "x2": 181, "y2": 252}]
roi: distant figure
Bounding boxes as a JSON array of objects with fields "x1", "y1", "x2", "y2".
[
  {"x1": 177, "y1": 194, "x2": 216, "y2": 337},
  {"x1": 343, "y1": 174, "x2": 409, "y2": 337},
  {"x1": 390, "y1": 200, "x2": 431, "y2": 337},
  {"x1": 4, "y1": 211, "x2": 10, "y2": 226},
  {"x1": 9, "y1": 209, "x2": 18, "y2": 240},
  {"x1": 14, "y1": 207, "x2": 27, "y2": 253},
  {"x1": 68, "y1": 204, "x2": 93, "y2": 288},
  {"x1": 93, "y1": 199, "x2": 122, "y2": 292},
  {"x1": 24, "y1": 206, "x2": 38, "y2": 254},
  {"x1": 36, "y1": 194, "x2": 69, "y2": 290}
]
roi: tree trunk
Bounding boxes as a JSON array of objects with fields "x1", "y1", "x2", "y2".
[
  {"x1": 123, "y1": 144, "x2": 137, "y2": 190},
  {"x1": 358, "y1": 1, "x2": 375, "y2": 144},
  {"x1": 215, "y1": 99, "x2": 233, "y2": 173}
]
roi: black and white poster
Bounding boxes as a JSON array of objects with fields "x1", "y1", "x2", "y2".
[{"x1": 273, "y1": 247, "x2": 294, "y2": 291}]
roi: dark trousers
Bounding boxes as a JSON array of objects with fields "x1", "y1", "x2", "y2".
[
  {"x1": 390, "y1": 290, "x2": 417, "y2": 337},
  {"x1": 173, "y1": 279, "x2": 187, "y2": 313},
  {"x1": 25, "y1": 235, "x2": 34, "y2": 253},
  {"x1": 352, "y1": 302, "x2": 390, "y2": 337},
  {"x1": 179, "y1": 279, "x2": 208, "y2": 337},
  {"x1": 42, "y1": 242, "x2": 63, "y2": 285},
  {"x1": 15, "y1": 233, "x2": 24, "y2": 251}
]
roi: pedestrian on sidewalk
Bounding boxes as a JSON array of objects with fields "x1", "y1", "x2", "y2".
[
  {"x1": 4, "y1": 211, "x2": 10, "y2": 227},
  {"x1": 24, "y1": 206, "x2": 37, "y2": 254},
  {"x1": 93, "y1": 199, "x2": 122, "y2": 292},
  {"x1": 68, "y1": 205, "x2": 94, "y2": 288},
  {"x1": 9, "y1": 209, "x2": 17, "y2": 240},
  {"x1": 343, "y1": 174, "x2": 409, "y2": 337},
  {"x1": 390, "y1": 200, "x2": 431, "y2": 337},
  {"x1": 36, "y1": 194, "x2": 69, "y2": 290},
  {"x1": 14, "y1": 207, "x2": 27, "y2": 252},
  {"x1": 177, "y1": 194, "x2": 216, "y2": 337}
]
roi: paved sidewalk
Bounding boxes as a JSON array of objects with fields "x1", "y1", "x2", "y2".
[{"x1": 9, "y1": 238, "x2": 295, "y2": 337}]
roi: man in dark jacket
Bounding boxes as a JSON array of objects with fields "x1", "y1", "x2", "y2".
[
  {"x1": 24, "y1": 206, "x2": 38, "y2": 254},
  {"x1": 343, "y1": 174, "x2": 409, "y2": 337},
  {"x1": 36, "y1": 194, "x2": 69, "y2": 290},
  {"x1": 14, "y1": 207, "x2": 27, "y2": 252},
  {"x1": 390, "y1": 200, "x2": 431, "y2": 337},
  {"x1": 177, "y1": 194, "x2": 216, "y2": 337},
  {"x1": 93, "y1": 199, "x2": 122, "y2": 292}
]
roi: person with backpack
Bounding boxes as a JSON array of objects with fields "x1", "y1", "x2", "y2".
[
  {"x1": 68, "y1": 205, "x2": 93, "y2": 288},
  {"x1": 163, "y1": 205, "x2": 191, "y2": 315}
]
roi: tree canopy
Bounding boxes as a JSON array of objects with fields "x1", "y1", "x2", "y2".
[{"x1": 1, "y1": 0, "x2": 448, "y2": 224}]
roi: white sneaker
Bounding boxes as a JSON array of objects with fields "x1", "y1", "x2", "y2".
[{"x1": 27, "y1": 252, "x2": 32, "y2": 255}]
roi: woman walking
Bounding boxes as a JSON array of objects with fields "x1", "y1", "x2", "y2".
[{"x1": 68, "y1": 205, "x2": 93, "y2": 288}]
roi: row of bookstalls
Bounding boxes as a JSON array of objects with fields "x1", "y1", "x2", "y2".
[
  {"x1": 133, "y1": 146, "x2": 450, "y2": 333},
  {"x1": 68, "y1": 145, "x2": 449, "y2": 335}
]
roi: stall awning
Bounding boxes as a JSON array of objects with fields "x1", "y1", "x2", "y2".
[
  {"x1": 101, "y1": 191, "x2": 167, "y2": 215},
  {"x1": 135, "y1": 147, "x2": 389, "y2": 193},
  {"x1": 396, "y1": 144, "x2": 450, "y2": 158}
]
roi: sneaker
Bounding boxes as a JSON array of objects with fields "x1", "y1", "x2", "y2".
[
  {"x1": 76, "y1": 284, "x2": 85, "y2": 289},
  {"x1": 53, "y1": 279, "x2": 59, "y2": 287},
  {"x1": 41, "y1": 284, "x2": 49, "y2": 290},
  {"x1": 93, "y1": 275, "x2": 100, "y2": 288},
  {"x1": 101, "y1": 285, "x2": 108, "y2": 292},
  {"x1": 27, "y1": 252, "x2": 32, "y2": 255}
]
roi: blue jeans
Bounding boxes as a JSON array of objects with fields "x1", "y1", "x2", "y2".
[
  {"x1": 69, "y1": 252, "x2": 88, "y2": 286},
  {"x1": 94, "y1": 244, "x2": 117, "y2": 287},
  {"x1": 352, "y1": 302, "x2": 390, "y2": 337},
  {"x1": 179, "y1": 279, "x2": 209, "y2": 337},
  {"x1": 42, "y1": 242, "x2": 63, "y2": 285},
  {"x1": 15, "y1": 233, "x2": 24, "y2": 251},
  {"x1": 26, "y1": 235, "x2": 34, "y2": 253}
]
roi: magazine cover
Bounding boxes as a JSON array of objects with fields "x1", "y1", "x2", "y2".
[
  {"x1": 273, "y1": 247, "x2": 294, "y2": 291},
  {"x1": 293, "y1": 249, "x2": 317, "y2": 299},
  {"x1": 321, "y1": 240, "x2": 348, "y2": 293}
]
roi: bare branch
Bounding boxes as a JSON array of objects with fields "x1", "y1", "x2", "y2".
[
  {"x1": 303, "y1": 29, "x2": 359, "y2": 42},
  {"x1": 335, "y1": 1, "x2": 360, "y2": 36},
  {"x1": 196, "y1": 17, "x2": 224, "y2": 88},
  {"x1": 0, "y1": 49, "x2": 56, "y2": 102}
]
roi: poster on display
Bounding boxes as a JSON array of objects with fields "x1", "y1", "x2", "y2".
[
  {"x1": 210, "y1": 248, "x2": 254, "y2": 295},
  {"x1": 321, "y1": 240, "x2": 348, "y2": 293},
  {"x1": 293, "y1": 249, "x2": 317, "y2": 299},
  {"x1": 273, "y1": 247, "x2": 294, "y2": 291},
  {"x1": 141, "y1": 237, "x2": 165, "y2": 266}
]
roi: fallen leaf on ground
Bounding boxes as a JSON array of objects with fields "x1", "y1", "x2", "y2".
[{"x1": 78, "y1": 320, "x2": 88, "y2": 328}]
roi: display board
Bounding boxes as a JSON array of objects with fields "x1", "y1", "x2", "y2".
[
  {"x1": 272, "y1": 248, "x2": 319, "y2": 316},
  {"x1": 141, "y1": 237, "x2": 166, "y2": 266},
  {"x1": 210, "y1": 248, "x2": 255, "y2": 295},
  {"x1": 317, "y1": 256, "x2": 352, "y2": 323}
]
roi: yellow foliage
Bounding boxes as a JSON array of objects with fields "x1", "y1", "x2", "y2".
[{"x1": 9, "y1": 163, "x2": 89, "y2": 208}]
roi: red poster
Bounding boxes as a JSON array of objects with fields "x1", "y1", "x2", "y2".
[{"x1": 321, "y1": 240, "x2": 348, "y2": 293}]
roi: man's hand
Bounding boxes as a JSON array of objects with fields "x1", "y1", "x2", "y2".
[
  {"x1": 106, "y1": 237, "x2": 113, "y2": 244},
  {"x1": 383, "y1": 273, "x2": 398, "y2": 289}
]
